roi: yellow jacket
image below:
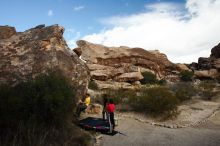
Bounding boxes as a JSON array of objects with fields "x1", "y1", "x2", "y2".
[{"x1": 84, "y1": 96, "x2": 91, "y2": 106}]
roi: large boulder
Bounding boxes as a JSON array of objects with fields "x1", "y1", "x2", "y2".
[
  {"x1": 198, "y1": 57, "x2": 211, "y2": 70},
  {"x1": 176, "y1": 63, "x2": 191, "y2": 72},
  {"x1": 210, "y1": 43, "x2": 220, "y2": 58},
  {"x1": 192, "y1": 42, "x2": 220, "y2": 80},
  {"x1": 194, "y1": 69, "x2": 219, "y2": 79},
  {"x1": 115, "y1": 72, "x2": 143, "y2": 82},
  {"x1": 0, "y1": 25, "x2": 90, "y2": 97},
  {"x1": 212, "y1": 58, "x2": 220, "y2": 69},
  {"x1": 0, "y1": 26, "x2": 16, "y2": 40},
  {"x1": 74, "y1": 40, "x2": 174, "y2": 88}
]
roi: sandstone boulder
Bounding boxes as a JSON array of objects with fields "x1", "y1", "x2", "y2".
[
  {"x1": 94, "y1": 80, "x2": 139, "y2": 90},
  {"x1": 210, "y1": 43, "x2": 220, "y2": 58},
  {"x1": 74, "y1": 40, "x2": 174, "y2": 88},
  {"x1": 188, "y1": 62, "x2": 198, "y2": 71},
  {"x1": 115, "y1": 72, "x2": 143, "y2": 82},
  {"x1": 0, "y1": 26, "x2": 16, "y2": 40},
  {"x1": 212, "y1": 58, "x2": 220, "y2": 69},
  {"x1": 198, "y1": 57, "x2": 211, "y2": 70},
  {"x1": 86, "y1": 103, "x2": 103, "y2": 114},
  {"x1": 194, "y1": 69, "x2": 219, "y2": 79},
  {"x1": 193, "y1": 42, "x2": 220, "y2": 80},
  {"x1": 176, "y1": 63, "x2": 191, "y2": 72},
  {"x1": 0, "y1": 25, "x2": 89, "y2": 97}
]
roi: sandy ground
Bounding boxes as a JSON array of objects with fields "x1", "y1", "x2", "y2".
[
  {"x1": 99, "y1": 111, "x2": 220, "y2": 146},
  {"x1": 94, "y1": 97, "x2": 220, "y2": 146}
]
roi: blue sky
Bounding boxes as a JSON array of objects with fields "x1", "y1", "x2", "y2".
[
  {"x1": 0, "y1": 0, "x2": 184, "y2": 34},
  {"x1": 1, "y1": 0, "x2": 220, "y2": 63}
]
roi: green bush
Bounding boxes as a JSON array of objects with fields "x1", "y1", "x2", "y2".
[
  {"x1": 0, "y1": 72, "x2": 74, "y2": 127},
  {"x1": 0, "y1": 122, "x2": 92, "y2": 146},
  {"x1": 198, "y1": 80, "x2": 217, "y2": 100},
  {"x1": 158, "y1": 79, "x2": 167, "y2": 85},
  {"x1": 129, "y1": 87, "x2": 179, "y2": 118},
  {"x1": 104, "y1": 88, "x2": 136, "y2": 105},
  {"x1": 179, "y1": 71, "x2": 194, "y2": 81},
  {"x1": 0, "y1": 72, "x2": 91, "y2": 146},
  {"x1": 140, "y1": 71, "x2": 158, "y2": 84},
  {"x1": 170, "y1": 82, "x2": 197, "y2": 102},
  {"x1": 88, "y1": 80, "x2": 99, "y2": 90}
]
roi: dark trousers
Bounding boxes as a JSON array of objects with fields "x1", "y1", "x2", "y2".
[
  {"x1": 102, "y1": 108, "x2": 107, "y2": 120},
  {"x1": 76, "y1": 103, "x2": 87, "y2": 117},
  {"x1": 109, "y1": 112, "x2": 115, "y2": 130}
]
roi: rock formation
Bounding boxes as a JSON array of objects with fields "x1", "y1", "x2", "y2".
[
  {"x1": 74, "y1": 40, "x2": 174, "y2": 89},
  {"x1": 0, "y1": 26, "x2": 16, "y2": 40},
  {"x1": 0, "y1": 25, "x2": 89, "y2": 97},
  {"x1": 190, "y1": 43, "x2": 220, "y2": 79}
]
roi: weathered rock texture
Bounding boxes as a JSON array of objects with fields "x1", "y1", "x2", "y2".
[
  {"x1": 0, "y1": 25, "x2": 89, "y2": 97},
  {"x1": 74, "y1": 40, "x2": 175, "y2": 89},
  {"x1": 189, "y1": 43, "x2": 220, "y2": 79},
  {"x1": 0, "y1": 26, "x2": 16, "y2": 40}
]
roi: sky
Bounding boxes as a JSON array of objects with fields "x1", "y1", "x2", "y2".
[{"x1": 0, "y1": 0, "x2": 220, "y2": 63}]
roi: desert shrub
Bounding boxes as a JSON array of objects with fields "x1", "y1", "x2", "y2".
[
  {"x1": 198, "y1": 80, "x2": 217, "y2": 100},
  {"x1": 0, "y1": 72, "x2": 74, "y2": 128},
  {"x1": 0, "y1": 123, "x2": 92, "y2": 146},
  {"x1": 140, "y1": 71, "x2": 158, "y2": 84},
  {"x1": 104, "y1": 88, "x2": 136, "y2": 105},
  {"x1": 88, "y1": 80, "x2": 99, "y2": 90},
  {"x1": 170, "y1": 82, "x2": 197, "y2": 102},
  {"x1": 0, "y1": 72, "x2": 92, "y2": 146},
  {"x1": 129, "y1": 87, "x2": 179, "y2": 118},
  {"x1": 179, "y1": 71, "x2": 194, "y2": 81},
  {"x1": 158, "y1": 79, "x2": 167, "y2": 85}
]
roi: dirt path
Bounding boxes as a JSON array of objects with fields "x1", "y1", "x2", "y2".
[{"x1": 99, "y1": 110, "x2": 220, "y2": 146}]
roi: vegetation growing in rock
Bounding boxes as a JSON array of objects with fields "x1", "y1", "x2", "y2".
[
  {"x1": 88, "y1": 80, "x2": 99, "y2": 90},
  {"x1": 140, "y1": 71, "x2": 158, "y2": 84},
  {"x1": 180, "y1": 71, "x2": 194, "y2": 81},
  {"x1": 0, "y1": 72, "x2": 91, "y2": 146}
]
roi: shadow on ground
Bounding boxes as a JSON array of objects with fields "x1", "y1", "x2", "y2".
[{"x1": 78, "y1": 117, "x2": 126, "y2": 136}]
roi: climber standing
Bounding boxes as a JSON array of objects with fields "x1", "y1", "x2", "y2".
[{"x1": 106, "y1": 98, "x2": 115, "y2": 133}]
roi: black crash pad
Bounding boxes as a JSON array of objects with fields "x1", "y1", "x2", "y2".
[{"x1": 78, "y1": 117, "x2": 110, "y2": 132}]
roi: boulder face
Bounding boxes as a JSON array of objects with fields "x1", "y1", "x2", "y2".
[
  {"x1": 194, "y1": 69, "x2": 219, "y2": 79},
  {"x1": 189, "y1": 42, "x2": 220, "y2": 79},
  {"x1": 211, "y1": 43, "x2": 220, "y2": 58},
  {"x1": 74, "y1": 40, "x2": 173, "y2": 89},
  {"x1": 0, "y1": 25, "x2": 89, "y2": 97},
  {"x1": 0, "y1": 26, "x2": 16, "y2": 40}
]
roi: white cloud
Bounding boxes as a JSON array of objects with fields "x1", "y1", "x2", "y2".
[
  {"x1": 83, "y1": 0, "x2": 220, "y2": 63},
  {"x1": 65, "y1": 29, "x2": 81, "y2": 48},
  {"x1": 73, "y1": 6, "x2": 85, "y2": 11},
  {"x1": 47, "y1": 10, "x2": 53, "y2": 16}
]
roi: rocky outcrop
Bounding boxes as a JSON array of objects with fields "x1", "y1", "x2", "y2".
[
  {"x1": 0, "y1": 25, "x2": 89, "y2": 97},
  {"x1": 74, "y1": 40, "x2": 173, "y2": 89},
  {"x1": 210, "y1": 43, "x2": 220, "y2": 58},
  {"x1": 198, "y1": 57, "x2": 211, "y2": 70},
  {"x1": 190, "y1": 43, "x2": 220, "y2": 79},
  {"x1": 0, "y1": 26, "x2": 16, "y2": 40},
  {"x1": 194, "y1": 69, "x2": 219, "y2": 79},
  {"x1": 176, "y1": 63, "x2": 191, "y2": 72}
]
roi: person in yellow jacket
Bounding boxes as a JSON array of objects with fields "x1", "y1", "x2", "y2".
[{"x1": 76, "y1": 93, "x2": 91, "y2": 117}]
